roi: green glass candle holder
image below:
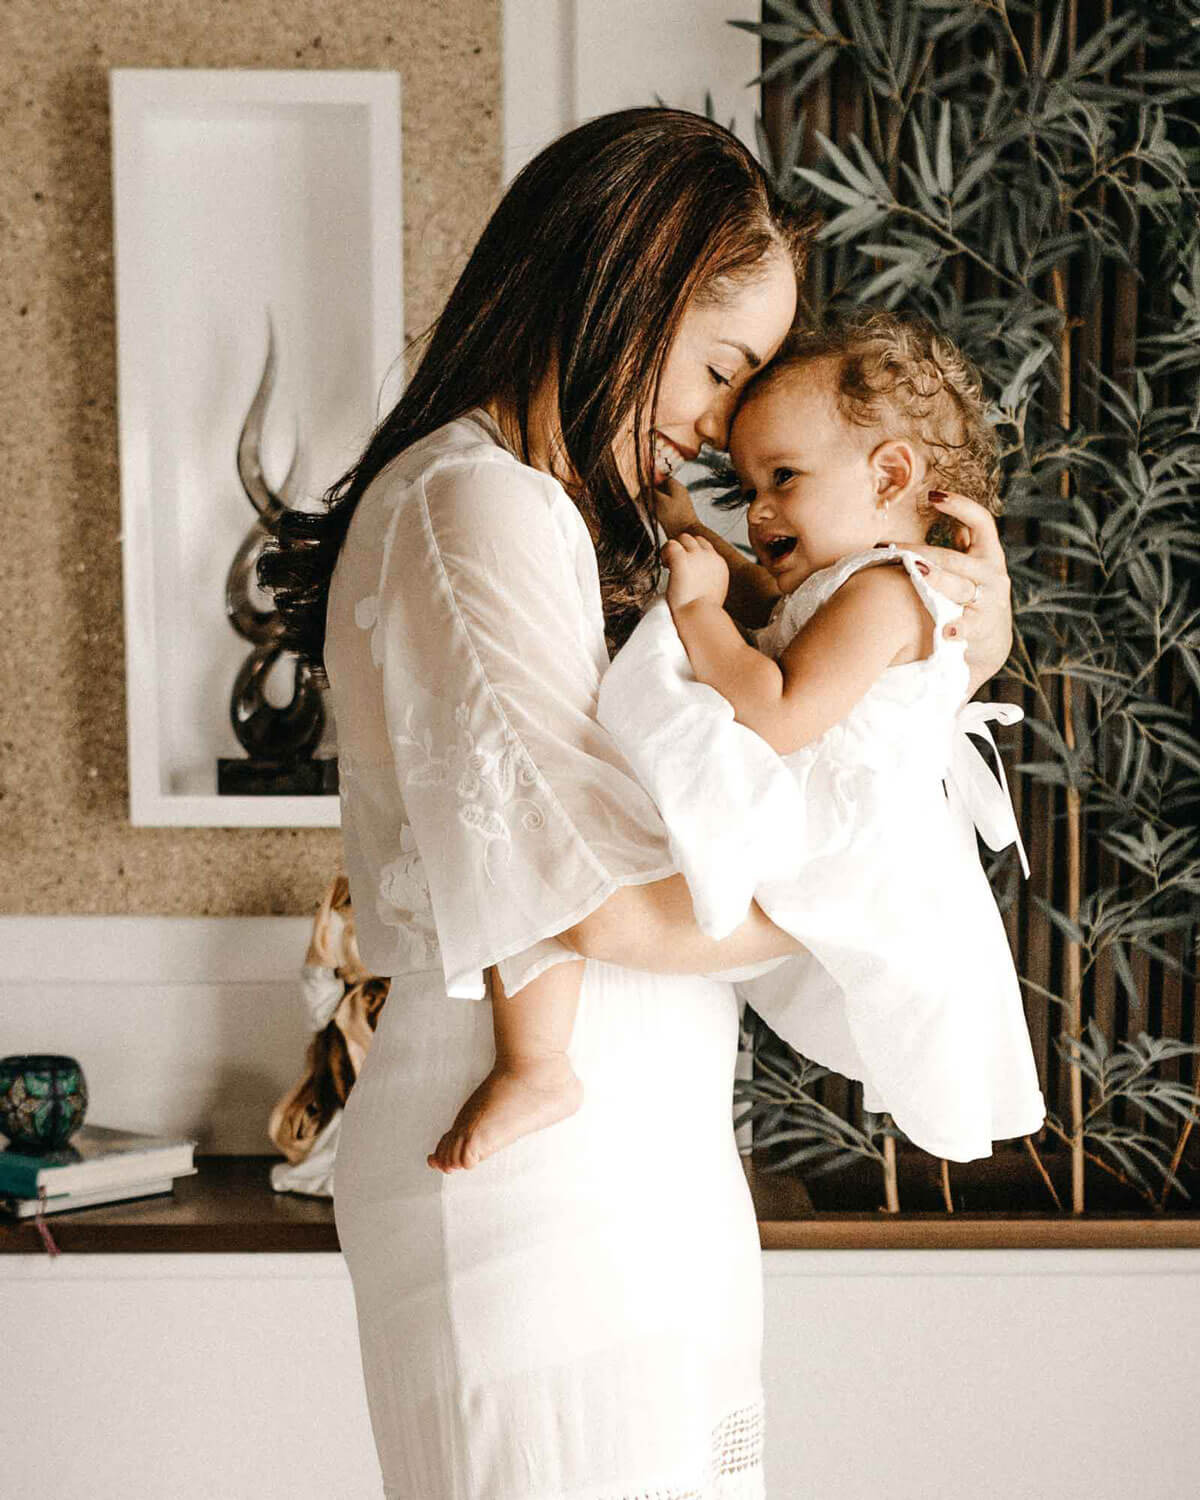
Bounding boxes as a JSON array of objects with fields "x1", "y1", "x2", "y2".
[{"x1": 0, "y1": 1054, "x2": 89, "y2": 1151}]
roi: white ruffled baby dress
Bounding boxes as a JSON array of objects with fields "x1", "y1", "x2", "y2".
[{"x1": 597, "y1": 545, "x2": 1047, "y2": 1162}]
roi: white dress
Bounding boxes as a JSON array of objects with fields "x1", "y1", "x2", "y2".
[
  {"x1": 596, "y1": 547, "x2": 1047, "y2": 1163},
  {"x1": 324, "y1": 409, "x2": 768, "y2": 1499}
]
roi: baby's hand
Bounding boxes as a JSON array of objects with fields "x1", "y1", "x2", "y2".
[
  {"x1": 664, "y1": 533, "x2": 729, "y2": 610},
  {"x1": 654, "y1": 475, "x2": 699, "y2": 538}
]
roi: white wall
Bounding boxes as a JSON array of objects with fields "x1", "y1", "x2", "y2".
[
  {"x1": 0, "y1": 916, "x2": 315, "y2": 1154},
  {"x1": 502, "y1": 0, "x2": 759, "y2": 181}
]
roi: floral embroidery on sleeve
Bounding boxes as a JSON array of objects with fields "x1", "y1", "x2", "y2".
[
  {"x1": 353, "y1": 593, "x2": 385, "y2": 669},
  {"x1": 393, "y1": 703, "x2": 546, "y2": 883},
  {"x1": 376, "y1": 825, "x2": 440, "y2": 966}
]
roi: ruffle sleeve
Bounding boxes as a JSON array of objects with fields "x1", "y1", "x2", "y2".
[
  {"x1": 596, "y1": 599, "x2": 820, "y2": 940},
  {"x1": 369, "y1": 449, "x2": 677, "y2": 1000}
]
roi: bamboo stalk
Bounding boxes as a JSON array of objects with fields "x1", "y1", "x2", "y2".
[
  {"x1": 1048, "y1": 258, "x2": 1086, "y2": 1212},
  {"x1": 1159, "y1": 1067, "x2": 1200, "y2": 1210},
  {"x1": 881, "y1": 1125, "x2": 900, "y2": 1212},
  {"x1": 939, "y1": 1158, "x2": 954, "y2": 1213},
  {"x1": 1024, "y1": 1133, "x2": 1063, "y2": 1211}
]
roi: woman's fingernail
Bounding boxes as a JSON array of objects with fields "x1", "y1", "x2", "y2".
[
  {"x1": 929, "y1": 490, "x2": 947, "y2": 502},
  {"x1": 915, "y1": 560, "x2": 931, "y2": 576}
]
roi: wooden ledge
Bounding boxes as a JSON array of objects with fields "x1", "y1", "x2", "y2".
[{"x1": 1, "y1": 1154, "x2": 1198, "y2": 1255}]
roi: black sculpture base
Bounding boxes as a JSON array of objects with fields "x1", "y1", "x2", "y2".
[{"x1": 217, "y1": 756, "x2": 339, "y2": 796}]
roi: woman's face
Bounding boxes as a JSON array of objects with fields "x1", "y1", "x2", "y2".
[{"x1": 613, "y1": 250, "x2": 798, "y2": 496}]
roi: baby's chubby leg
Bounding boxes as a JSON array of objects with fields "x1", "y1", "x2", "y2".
[{"x1": 427, "y1": 960, "x2": 585, "y2": 1172}]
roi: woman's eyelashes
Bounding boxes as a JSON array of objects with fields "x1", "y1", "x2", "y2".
[{"x1": 707, "y1": 366, "x2": 732, "y2": 388}]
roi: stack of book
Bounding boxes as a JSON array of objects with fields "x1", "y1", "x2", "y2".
[{"x1": 0, "y1": 1123, "x2": 198, "y2": 1218}]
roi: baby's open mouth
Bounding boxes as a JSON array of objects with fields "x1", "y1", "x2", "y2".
[{"x1": 763, "y1": 536, "x2": 797, "y2": 562}]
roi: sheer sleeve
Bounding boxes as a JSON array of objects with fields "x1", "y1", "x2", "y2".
[{"x1": 368, "y1": 448, "x2": 677, "y2": 1000}]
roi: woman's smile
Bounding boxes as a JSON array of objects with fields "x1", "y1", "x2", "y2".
[{"x1": 652, "y1": 431, "x2": 697, "y2": 485}]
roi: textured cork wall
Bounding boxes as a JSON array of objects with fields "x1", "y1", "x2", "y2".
[{"x1": 0, "y1": 1, "x2": 501, "y2": 915}]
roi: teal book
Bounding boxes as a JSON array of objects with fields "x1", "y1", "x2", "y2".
[{"x1": 0, "y1": 1123, "x2": 198, "y2": 1199}]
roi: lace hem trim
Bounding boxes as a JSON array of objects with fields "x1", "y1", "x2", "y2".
[
  {"x1": 381, "y1": 1396, "x2": 765, "y2": 1500},
  {"x1": 605, "y1": 1394, "x2": 767, "y2": 1499}
]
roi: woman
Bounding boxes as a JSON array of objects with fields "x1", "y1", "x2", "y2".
[{"x1": 262, "y1": 108, "x2": 1012, "y2": 1500}]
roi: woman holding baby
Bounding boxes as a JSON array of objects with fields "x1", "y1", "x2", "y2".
[{"x1": 263, "y1": 107, "x2": 1017, "y2": 1500}]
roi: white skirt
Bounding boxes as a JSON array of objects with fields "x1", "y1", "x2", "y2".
[{"x1": 333, "y1": 957, "x2": 767, "y2": 1500}]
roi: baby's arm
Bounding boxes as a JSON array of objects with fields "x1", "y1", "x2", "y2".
[
  {"x1": 665, "y1": 535, "x2": 930, "y2": 757},
  {"x1": 655, "y1": 477, "x2": 781, "y2": 630}
]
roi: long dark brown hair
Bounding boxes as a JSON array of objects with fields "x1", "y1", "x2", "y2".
[{"x1": 258, "y1": 107, "x2": 816, "y2": 681}]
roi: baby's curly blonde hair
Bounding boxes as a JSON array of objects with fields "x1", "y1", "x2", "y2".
[{"x1": 742, "y1": 308, "x2": 1001, "y2": 542}]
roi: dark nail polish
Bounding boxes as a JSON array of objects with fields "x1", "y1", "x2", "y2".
[{"x1": 929, "y1": 490, "x2": 947, "y2": 502}]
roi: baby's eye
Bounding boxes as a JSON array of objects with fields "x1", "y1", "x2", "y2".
[
  {"x1": 708, "y1": 367, "x2": 732, "y2": 388},
  {"x1": 773, "y1": 466, "x2": 797, "y2": 486}
]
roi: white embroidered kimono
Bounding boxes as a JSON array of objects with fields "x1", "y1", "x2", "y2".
[{"x1": 324, "y1": 409, "x2": 767, "y2": 1500}]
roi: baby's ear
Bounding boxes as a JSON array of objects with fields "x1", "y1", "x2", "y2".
[{"x1": 868, "y1": 439, "x2": 921, "y2": 502}]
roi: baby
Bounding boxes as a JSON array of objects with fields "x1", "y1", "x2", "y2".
[{"x1": 427, "y1": 309, "x2": 1044, "y2": 1173}]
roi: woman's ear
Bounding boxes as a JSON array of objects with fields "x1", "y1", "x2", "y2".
[{"x1": 868, "y1": 438, "x2": 922, "y2": 504}]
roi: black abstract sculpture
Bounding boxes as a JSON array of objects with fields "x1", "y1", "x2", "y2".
[{"x1": 217, "y1": 313, "x2": 338, "y2": 796}]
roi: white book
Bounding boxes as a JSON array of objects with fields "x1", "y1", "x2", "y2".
[
  {"x1": 1, "y1": 1171, "x2": 195, "y2": 1218},
  {"x1": 0, "y1": 1123, "x2": 198, "y2": 1197}
]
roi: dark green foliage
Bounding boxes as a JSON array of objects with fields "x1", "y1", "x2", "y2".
[{"x1": 727, "y1": 0, "x2": 1200, "y2": 1207}]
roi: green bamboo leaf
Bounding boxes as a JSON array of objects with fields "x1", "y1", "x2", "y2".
[
  {"x1": 808, "y1": 0, "x2": 838, "y2": 35},
  {"x1": 935, "y1": 99, "x2": 953, "y2": 196},
  {"x1": 1033, "y1": 894, "x2": 1086, "y2": 945},
  {"x1": 952, "y1": 145, "x2": 1000, "y2": 205},
  {"x1": 910, "y1": 117, "x2": 939, "y2": 201},
  {"x1": 787, "y1": 43, "x2": 841, "y2": 102},
  {"x1": 761, "y1": 0, "x2": 811, "y2": 26},
  {"x1": 999, "y1": 344, "x2": 1053, "y2": 410},
  {"x1": 793, "y1": 167, "x2": 869, "y2": 209},
  {"x1": 1038, "y1": 1, "x2": 1066, "y2": 80},
  {"x1": 756, "y1": 40, "x2": 825, "y2": 88},
  {"x1": 900, "y1": 160, "x2": 944, "y2": 220},
  {"x1": 1111, "y1": 943, "x2": 1143, "y2": 1008},
  {"x1": 813, "y1": 129, "x2": 886, "y2": 199}
]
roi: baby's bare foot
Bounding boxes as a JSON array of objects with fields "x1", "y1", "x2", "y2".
[{"x1": 427, "y1": 1054, "x2": 583, "y2": 1173}]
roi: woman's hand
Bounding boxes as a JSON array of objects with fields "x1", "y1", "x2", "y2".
[
  {"x1": 664, "y1": 532, "x2": 729, "y2": 611},
  {"x1": 653, "y1": 475, "x2": 700, "y2": 538},
  {"x1": 899, "y1": 491, "x2": 1014, "y2": 697}
]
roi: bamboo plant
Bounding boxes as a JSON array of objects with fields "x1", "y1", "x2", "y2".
[{"x1": 718, "y1": 0, "x2": 1200, "y2": 1213}]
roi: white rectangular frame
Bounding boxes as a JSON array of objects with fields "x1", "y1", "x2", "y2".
[{"x1": 110, "y1": 68, "x2": 403, "y2": 827}]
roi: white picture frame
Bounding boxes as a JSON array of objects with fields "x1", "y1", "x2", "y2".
[{"x1": 110, "y1": 68, "x2": 403, "y2": 826}]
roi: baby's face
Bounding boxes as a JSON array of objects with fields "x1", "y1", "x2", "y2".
[{"x1": 729, "y1": 357, "x2": 890, "y2": 589}]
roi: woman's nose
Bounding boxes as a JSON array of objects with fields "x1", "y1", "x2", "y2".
[{"x1": 695, "y1": 395, "x2": 734, "y2": 451}]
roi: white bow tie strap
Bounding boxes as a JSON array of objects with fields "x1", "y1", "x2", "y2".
[{"x1": 945, "y1": 701, "x2": 1031, "y2": 879}]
